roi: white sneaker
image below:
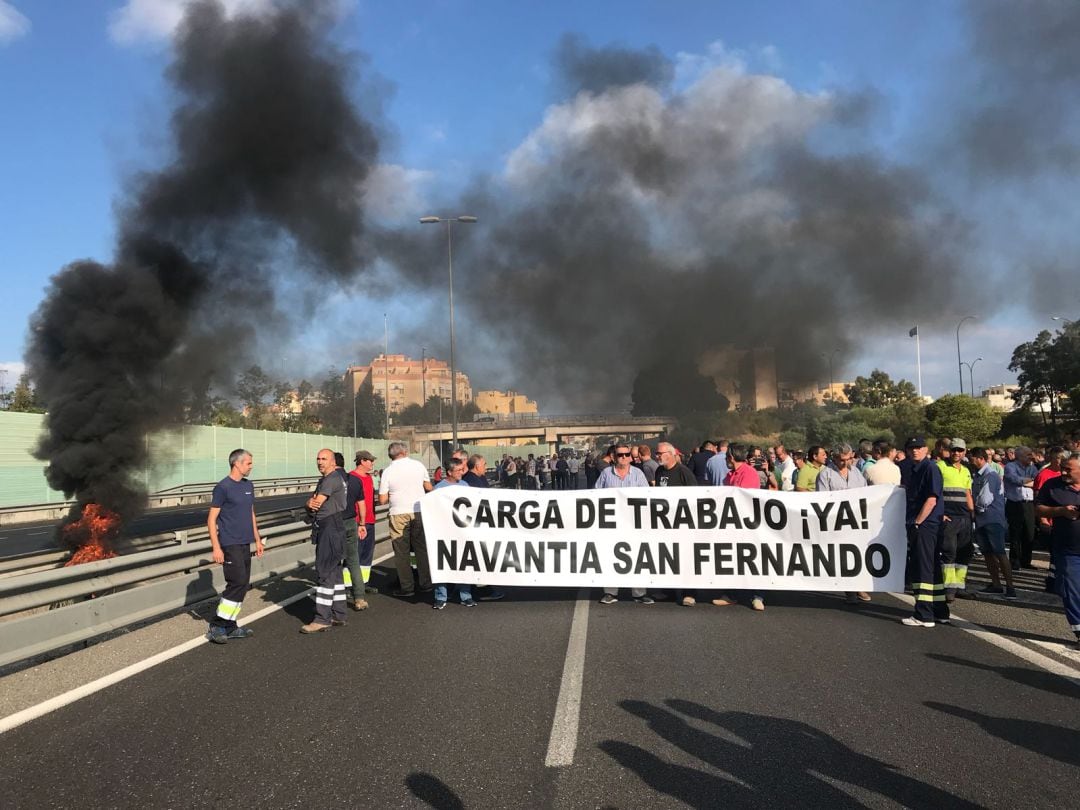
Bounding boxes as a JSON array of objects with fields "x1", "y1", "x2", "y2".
[
  {"x1": 901, "y1": 617, "x2": 935, "y2": 627},
  {"x1": 751, "y1": 597, "x2": 765, "y2": 612},
  {"x1": 681, "y1": 596, "x2": 696, "y2": 607}
]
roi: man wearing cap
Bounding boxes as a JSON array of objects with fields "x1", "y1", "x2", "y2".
[
  {"x1": 938, "y1": 439, "x2": 975, "y2": 602},
  {"x1": 350, "y1": 450, "x2": 378, "y2": 601},
  {"x1": 902, "y1": 437, "x2": 948, "y2": 627}
]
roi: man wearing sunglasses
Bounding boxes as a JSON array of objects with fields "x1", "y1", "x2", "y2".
[{"x1": 596, "y1": 443, "x2": 651, "y2": 604}]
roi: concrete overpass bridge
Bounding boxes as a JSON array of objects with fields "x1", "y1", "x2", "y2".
[{"x1": 394, "y1": 414, "x2": 677, "y2": 454}]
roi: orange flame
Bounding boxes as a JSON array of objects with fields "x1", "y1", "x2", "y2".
[{"x1": 63, "y1": 503, "x2": 120, "y2": 567}]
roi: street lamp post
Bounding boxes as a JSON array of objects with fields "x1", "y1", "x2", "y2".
[
  {"x1": 956, "y1": 315, "x2": 976, "y2": 395},
  {"x1": 420, "y1": 215, "x2": 478, "y2": 451},
  {"x1": 961, "y1": 357, "x2": 983, "y2": 400},
  {"x1": 421, "y1": 346, "x2": 427, "y2": 408},
  {"x1": 821, "y1": 349, "x2": 839, "y2": 404}
]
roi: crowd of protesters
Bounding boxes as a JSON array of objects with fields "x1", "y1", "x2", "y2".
[{"x1": 205, "y1": 434, "x2": 1080, "y2": 650}]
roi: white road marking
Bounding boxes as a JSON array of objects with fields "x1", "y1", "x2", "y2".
[
  {"x1": 0, "y1": 551, "x2": 394, "y2": 735},
  {"x1": 890, "y1": 593, "x2": 1080, "y2": 688},
  {"x1": 545, "y1": 588, "x2": 591, "y2": 768}
]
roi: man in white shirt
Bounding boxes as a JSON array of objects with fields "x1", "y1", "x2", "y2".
[
  {"x1": 378, "y1": 441, "x2": 433, "y2": 597},
  {"x1": 865, "y1": 440, "x2": 901, "y2": 486},
  {"x1": 772, "y1": 444, "x2": 796, "y2": 491}
]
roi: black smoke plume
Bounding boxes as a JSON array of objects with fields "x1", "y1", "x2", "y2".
[
  {"x1": 376, "y1": 37, "x2": 975, "y2": 412},
  {"x1": 27, "y1": 1, "x2": 378, "y2": 533}
]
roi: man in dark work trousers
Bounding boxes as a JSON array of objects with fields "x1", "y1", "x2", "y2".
[
  {"x1": 206, "y1": 449, "x2": 264, "y2": 644},
  {"x1": 300, "y1": 448, "x2": 348, "y2": 633},
  {"x1": 902, "y1": 437, "x2": 949, "y2": 627}
]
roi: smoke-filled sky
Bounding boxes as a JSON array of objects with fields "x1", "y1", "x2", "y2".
[{"x1": 2, "y1": 0, "x2": 1079, "y2": 413}]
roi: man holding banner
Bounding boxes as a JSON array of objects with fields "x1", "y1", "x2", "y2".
[
  {"x1": 717, "y1": 443, "x2": 767, "y2": 611},
  {"x1": 596, "y1": 443, "x2": 652, "y2": 605}
]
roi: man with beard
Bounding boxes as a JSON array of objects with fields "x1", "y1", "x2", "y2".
[{"x1": 654, "y1": 441, "x2": 699, "y2": 605}]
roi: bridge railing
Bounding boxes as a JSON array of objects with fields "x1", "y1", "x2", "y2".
[{"x1": 410, "y1": 414, "x2": 676, "y2": 431}]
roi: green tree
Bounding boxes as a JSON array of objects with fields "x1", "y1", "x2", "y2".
[
  {"x1": 210, "y1": 398, "x2": 244, "y2": 427},
  {"x1": 236, "y1": 365, "x2": 277, "y2": 429},
  {"x1": 1008, "y1": 322, "x2": 1080, "y2": 429},
  {"x1": 843, "y1": 369, "x2": 921, "y2": 409},
  {"x1": 925, "y1": 394, "x2": 1002, "y2": 441},
  {"x1": 7, "y1": 372, "x2": 44, "y2": 413},
  {"x1": 886, "y1": 400, "x2": 929, "y2": 443},
  {"x1": 314, "y1": 370, "x2": 386, "y2": 438}
]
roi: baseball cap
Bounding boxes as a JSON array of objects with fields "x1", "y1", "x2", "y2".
[
  {"x1": 905, "y1": 436, "x2": 927, "y2": 449},
  {"x1": 950, "y1": 438, "x2": 967, "y2": 450}
]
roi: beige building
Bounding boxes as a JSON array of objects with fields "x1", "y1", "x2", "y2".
[
  {"x1": 973, "y1": 384, "x2": 1038, "y2": 413},
  {"x1": 346, "y1": 354, "x2": 472, "y2": 414},
  {"x1": 778, "y1": 381, "x2": 851, "y2": 406},
  {"x1": 474, "y1": 390, "x2": 538, "y2": 415},
  {"x1": 698, "y1": 346, "x2": 779, "y2": 411}
]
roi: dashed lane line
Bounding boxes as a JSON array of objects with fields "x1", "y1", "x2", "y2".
[
  {"x1": 544, "y1": 588, "x2": 591, "y2": 768},
  {"x1": 0, "y1": 551, "x2": 394, "y2": 735}
]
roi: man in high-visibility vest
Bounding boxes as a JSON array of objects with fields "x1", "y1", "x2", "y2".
[{"x1": 938, "y1": 438, "x2": 975, "y2": 602}]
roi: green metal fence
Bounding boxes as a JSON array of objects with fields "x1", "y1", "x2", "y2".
[{"x1": 0, "y1": 412, "x2": 521, "y2": 508}]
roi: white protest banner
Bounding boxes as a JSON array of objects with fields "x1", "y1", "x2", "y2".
[{"x1": 420, "y1": 485, "x2": 907, "y2": 591}]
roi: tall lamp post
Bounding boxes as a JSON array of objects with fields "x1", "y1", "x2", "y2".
[
  {"x1": 421, "y1": 346, "x2": 427, "y2": 409},
  {"x1": 420, "y1": 215, "x2": 477, "y2": 451},
  {"x1": 821, "y1": 349, "x2": 839, "y2": 404},
  {"x1": 956, "y1": 315, "x2": 976, "y2": 395},
  {"x1": 961, "y1": 357, "x2": 983, "y2": 400}
]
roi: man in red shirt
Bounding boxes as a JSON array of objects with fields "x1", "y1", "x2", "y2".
[
  {"x1": 1035, "y1": 447, "x2": 1068, "y2": 592},
  {"x1": 715, "y1": 443, "x2": 767, "y2": 611},
  {"x1": 349, "y1": 450, "x2": 378, "y2": 604}
]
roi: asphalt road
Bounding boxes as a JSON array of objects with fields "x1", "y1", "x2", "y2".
[
  {"x1": 0, "y1": 494, "x2": 309, "y2": 559},
  {"x1": 1, "y1": 574, "x2": 1078, "y2": 809}
]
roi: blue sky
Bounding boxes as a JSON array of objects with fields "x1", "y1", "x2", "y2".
[{"x1": 1, "y1": 1, "x2": 1075, "y2": 406}]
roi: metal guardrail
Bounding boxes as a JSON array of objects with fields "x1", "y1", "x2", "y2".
[
  {"x1": 0, "y1": 505, "x2": 390, "y2": 668},
  {"x1": 155, "y1": 476, "x2": 320, "y2": 496},
  {"x1": 0, "y1": 476, "x2": 323, "y2": 527}
]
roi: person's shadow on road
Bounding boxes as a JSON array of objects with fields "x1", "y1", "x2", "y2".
[{"x1": 600, "y1": 698, "x2": 986, "y2": 809}]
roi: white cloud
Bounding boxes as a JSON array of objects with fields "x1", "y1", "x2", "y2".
[
  {"x1": 1, "y1": 361, "x2": 25, "y2": 388},
  {"x1": 108, "y1": 0, "x2": 276, "y2": 44},
  {"x1": 0, "y1": 2, "x2": 30, "y2": 44},
  {"x1": 674, "y1": 39, "x2": 784, "y2": 89}
]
